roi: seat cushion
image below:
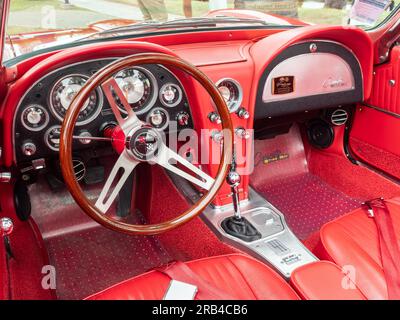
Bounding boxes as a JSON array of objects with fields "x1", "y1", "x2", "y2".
[
  {"x1": 86, "y1": 254, "x2": 299, "y2": 300},
  {"x1": 318, "y1": 199, "x2": 400, "y2": 300}
]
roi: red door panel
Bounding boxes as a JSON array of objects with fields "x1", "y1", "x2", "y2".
[{"x1": 350, "y1": 45, "x2": 400, "y2": 179}]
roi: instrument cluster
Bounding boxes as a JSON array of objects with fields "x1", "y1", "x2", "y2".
[{"x1": 14, "y1": 59, "x2": 193, "y2": 164}]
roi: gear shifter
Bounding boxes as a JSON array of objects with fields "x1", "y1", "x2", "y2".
[{"x1": 221, "y1": 155, "x2": 261, "y2": 242}]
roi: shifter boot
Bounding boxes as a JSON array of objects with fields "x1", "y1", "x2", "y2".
[{"x1": 221, "y1": 217, "x2": 262, "y2": 242}]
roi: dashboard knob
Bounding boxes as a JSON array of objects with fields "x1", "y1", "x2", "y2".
[
  {"x1": 0, "y1": 218, "x2": 13, "y2": 237},
  {"x1": 211, "y1": 130, "x2": 224, "y2": 143},
  {"x1": 22, "y1": 142, "x2": 37, "y2": 156},
  {"x1": 177, "y1": 112, "x2": 190, "y2": 126},
  {"x1": 237, "y1": 108, "x2": 250, "y2": 119},
  {"x1": 235, "y1": 127, "x2": 250, "y2": 140},
  {"x1": 78, "y1": 131, "x2": 92, "y2": 145},
  {"x1": 208, "y1": 112, "x2": 221, "y2": 124}
]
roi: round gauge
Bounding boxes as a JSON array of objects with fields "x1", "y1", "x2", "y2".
[
  {"x1": 21, "y1": 104, "x2": 49, "y2": 131},
  {"x1": 216, "y1": 78, "x2": 243, "y2": 113},
  {"x1": 159, "y1": 83, "x2": 182, "y2": 108},
  {"x1": 44, "y1": 125, "x2": 62, "y2": 151},
  {"x1": 114, "y1": 67, "x2": 157, "y2": 115},
  {"x1": 146, "y1": 107, "x2": 170, "y2": 131},
  {"x1": 50, "y1": 74, "x2": 103, "y2": 126}
]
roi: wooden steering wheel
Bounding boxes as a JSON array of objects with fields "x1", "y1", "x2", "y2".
[{"x1": 59, "y1": 53, "x2": 234, "y2": 235}]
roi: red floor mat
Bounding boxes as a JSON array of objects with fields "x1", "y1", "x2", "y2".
[
  {"x1": 46, "y1": 225, "x2": 172, "y2": 300},
  {"x1": 254, "y1": 173, "x2": 361, "y2": 239},
  {"x1": 251, "y1": 126, "x2": 362, "y2": 239},
  {"x1": 30, "y1": 178, "x2": 172, "y2": 300}
]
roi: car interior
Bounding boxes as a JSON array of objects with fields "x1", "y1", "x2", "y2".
[{"x1": 1, "y1": 0, "x2": 400, "y2": 301}]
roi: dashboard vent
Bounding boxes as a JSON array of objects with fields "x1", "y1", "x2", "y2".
[
  {"x1": 73, "y1": 159, "x2": 86, "y2": 182},
  {"x1": 331, "y1": 109, "x2": 348, "y2": 126}
]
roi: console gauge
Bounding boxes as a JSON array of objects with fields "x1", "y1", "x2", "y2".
[
  {"x1": 159, "y1": 83, "x2": 182, "y2": 108},
  {"x1": 114, "y1": 67, "x2": 157, "y2": 115},
  {"x1": 44, "y1": 125, "x2": 62, "y2": 151},
  {"x1": 21, "y1": 104, "x2": 49, "y2": 131},
  {"x1": 50, "y1": 74, "x2": 103, "y2": 126},
  {"x1": 216, "y1": 78, "x2": 243, "y2": 113}
]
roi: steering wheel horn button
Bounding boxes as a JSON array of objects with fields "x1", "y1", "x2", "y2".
[{"x1": 126, "y1": 126, "x2": 162, "y2": 161}]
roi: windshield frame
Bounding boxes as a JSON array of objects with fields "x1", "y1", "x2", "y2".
[
  {"x1": 3, "y1": 0, "x2": 400, "y2": 66},
  {"x1": 3, "y1": 24, "x2": 300, "y2": 67}
]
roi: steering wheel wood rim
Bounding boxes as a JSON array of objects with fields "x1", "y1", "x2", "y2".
[{"x1": 60, "y1": 53, "x2": 233, "y2": 235}]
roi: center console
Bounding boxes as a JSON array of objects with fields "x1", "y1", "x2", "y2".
[{"x1": 202, "y1": 188, "x2": 317, "y2": 278}]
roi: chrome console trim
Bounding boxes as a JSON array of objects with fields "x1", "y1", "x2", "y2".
[{"x1": 201, "y1": 188, "x2": 318, "y2": 278}]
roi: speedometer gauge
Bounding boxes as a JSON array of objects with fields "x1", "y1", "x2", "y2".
[
  {"x1": 114, "y1": 67, "x2": 157, "y2": 115},
  {"x1": 50, "y1": 75, "x2": 103, "y2": 126},
  {"x1": 216, "y1": 78, "x2": 243, "y2": 113}
]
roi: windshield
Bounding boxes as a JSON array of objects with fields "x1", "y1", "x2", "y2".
[{"x1": 4, "y1": 0, "x2": 400, "y2": 62}]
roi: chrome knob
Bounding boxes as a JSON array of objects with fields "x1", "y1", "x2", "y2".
[
  {"x1": 78, "y1": 131, "x2": 92, "y2": 145},
  {"x1": 211, "y1": 130, "x2": 224, "y2": 143},
  {"x1": 227, "y1": 171, "x2": 241, "y2": 187},
  {"x1": 22, "y1": 142, "x2": 37, "y2": 156},
  {"x1": 237, "y1": 108, "x2": 250, "y2": 119},
  {"x1": 0, "y1": 172, "x2": 11, "y2": 183},
  {"x1": 208, "y1": 112, "x2": 221, "y2": 124},
  {"x1": 0, "y1": 218, "x2": 13, "y2": 237},
  {"x1": 177, "y1": 112, "x2": 190, "y2": 126},
  {"x1": 235, "y1": 127, "x2": 250, "y2": 140}
]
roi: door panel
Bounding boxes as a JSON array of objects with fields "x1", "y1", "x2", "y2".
[{"x1": 350, "y1": 46, "x2": 400, "y2": 179}]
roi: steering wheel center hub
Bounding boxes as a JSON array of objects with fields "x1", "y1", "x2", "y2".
[{"x1": 126, "y1": 126, "x2": 162, "y2": 161}]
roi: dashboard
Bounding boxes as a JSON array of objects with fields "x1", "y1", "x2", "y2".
[{"x1": 0, "y1": 25, "x2": 374, "y2": 205}]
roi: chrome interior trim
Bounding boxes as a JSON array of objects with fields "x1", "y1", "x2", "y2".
[
  {"x1": 201, "y1": 188, "x2": 318, "y2": 278},
  {"x1": 262, "y1": 52, "x2": 355, "y2": 103}
]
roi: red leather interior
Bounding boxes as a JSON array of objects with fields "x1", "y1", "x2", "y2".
[
  {"x1": 86, "y1": 254, "x2": 299, "y2": 300},
  {"x1": 290, "y1": 261, "x2": 366, "y2": 300},
  {"x1": 318, "y1": 199, "x2": 400, "y2": 300}
]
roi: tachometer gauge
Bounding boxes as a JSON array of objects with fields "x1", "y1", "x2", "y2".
[
  {"x1": 159, "y1": 83, "x2": 182, "y2": 108},
  {"x1": 216, "y1": 78, "x2": 243, "y2": 113},
  {"x1": 44, "y1": 125, "x2": 62, "y2": 151},
  {"x1": 50, "y1": 75, "x2": 103, "y2": 126},
  {"x1": 114, "y1": 67, "x2": 157, "y2": 115},
  {"x1": 21, "y1": 104, "x2": 49, "y2": 131}
]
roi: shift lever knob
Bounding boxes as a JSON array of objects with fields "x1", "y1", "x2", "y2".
[
  {"x1": 0, "y1": 218, "x2": 14, "y2": 237},
  {"x1": 227, "y1": 171, "x2": 241, "y2": 187}
]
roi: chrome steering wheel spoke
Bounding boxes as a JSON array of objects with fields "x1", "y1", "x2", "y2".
[
  {"x1": 101, "y1": 77, "x2": 143, "y2": 134},
  {"x1": 154, "y1": 143, "x2": 214, "y2": 190}
]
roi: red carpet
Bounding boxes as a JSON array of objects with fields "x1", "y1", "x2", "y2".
[
  {"x1": 29, "y1": 178, "x2": 172, "y2": 300},
  {"x1": 46, "y1": 224, "x2": 172, "y2": 300},
  {"x1": 251, "y1": 126, "x2": 362, "y2": 239},
  {"x1": 254, "y1": 172, "x2": 361, "y2": 239}
]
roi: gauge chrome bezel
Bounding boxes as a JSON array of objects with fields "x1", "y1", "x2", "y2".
[
  {"x1": 44, "y1": 125, "x2": 62, "y2": 151},
  {"x1": 146, "y1": 107, "x2": 170, "y2": 131},
  {"x1": 113, "y1": 66, "x2": 158, "y2": 116},
  {"x1": 49, "y1": 74, "x2": 104, "y2": 126},
  {"x1": 20, "y1": 104, "x2": 50, "y2": 132},
  {"x1": 159, "y1": 83, "x2": 183, "y2": 108},
  {"x1": 215, "y1": 78, "x2": 243, "y2": 113}
]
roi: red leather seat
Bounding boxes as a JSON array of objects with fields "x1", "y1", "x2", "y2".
[
  {"x1": 318, "y1": 199, "x2": 400, "y2": 300},
  {"x1": 86, "y1": 254, "x2": 299, "y2": 300}
]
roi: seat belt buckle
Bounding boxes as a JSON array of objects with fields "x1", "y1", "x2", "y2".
[
  {"x1": 362, "y1": 201, "x2": 375, "y2": 217},
  {"x1": 362, "y1": 197, "x2": 385, "y2": 218}
]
